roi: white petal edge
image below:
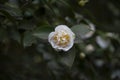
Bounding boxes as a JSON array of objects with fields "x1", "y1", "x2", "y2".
[
  {"x1": 55, "y1": 25, "x2": 75, "y2": 37},
  {"x1": 48, "y1": 32, "x2": 55, "y2": 43}
]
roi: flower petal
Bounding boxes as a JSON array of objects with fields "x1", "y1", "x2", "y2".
[{"x1": 48, "y1": 25, "x2": 75, "y2": 51}]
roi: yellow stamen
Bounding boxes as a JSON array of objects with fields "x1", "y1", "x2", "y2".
[{"x1": 53, "y1": 31, "x2": 70, "y2": 47}]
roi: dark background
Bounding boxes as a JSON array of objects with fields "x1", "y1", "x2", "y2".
[{"x1": 0, "y1": 0, "x2": 120, "y2": 80}]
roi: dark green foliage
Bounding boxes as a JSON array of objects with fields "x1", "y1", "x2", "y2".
[{"x1": 0, "y1": 0, "x2": 120, "y2": 80}]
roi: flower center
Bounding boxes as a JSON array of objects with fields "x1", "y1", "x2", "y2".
[{"x1": 53, "y1": 30, "x2": 70, "y2": 47}]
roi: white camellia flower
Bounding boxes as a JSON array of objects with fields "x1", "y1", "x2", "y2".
[{"x1": 48, "y1": 25, "x2": 75, "y2": 51}]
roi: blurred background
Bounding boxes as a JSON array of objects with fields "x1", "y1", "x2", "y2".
[{"x1": 0, "y1": 0, "x2": 120, "y2": 80}]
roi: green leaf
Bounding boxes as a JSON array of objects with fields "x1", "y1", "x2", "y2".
[
  {"x1": 23, "y1": 31, "x2": 36, "y2": 47},
  {"x1": 71, "y1": 23, "x2": 91, "y2": 43},
  {"x1": 0, "y1": 4, "x2": 22, "y2": 19},
  {"x1": 59, "y1": 47, "x2": 76, "y2": 67},
  {"x1": 71, "y1": 23, "x2": 91, "y2": 36},
  {"x1": 33, "y1": 26, "x2": 54, "y2": 40}
]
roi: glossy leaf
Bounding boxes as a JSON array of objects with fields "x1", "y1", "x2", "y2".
[
  {"x1": 71, "y1": 24, "x2": 91, "y2": 36},
  {"x1": 33, "y1": 26, "x2": 54, "y2": 40},
  {"x1": 59, "y1": 47, "x2": 76, "y2": 67},
  {"x1": 23, "y1": 31, "x2": 36, "y2": 47},
  {"x1": 71, "y1": 23, "x2": 92, "y2": 42}
]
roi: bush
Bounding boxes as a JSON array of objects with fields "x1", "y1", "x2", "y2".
[{"x1": 0, "y1": 0, "x2": 120, "y2": 80}]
